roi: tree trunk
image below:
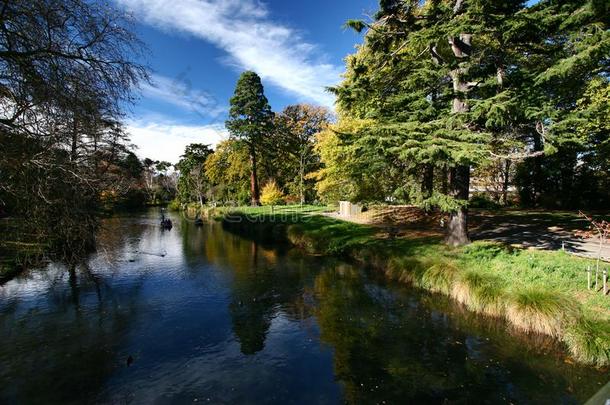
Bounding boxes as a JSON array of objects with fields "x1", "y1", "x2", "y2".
[
  {"x1": 502, "y1": 159, "x2": 511, "y2": 206},
  {"x1": 446, "y1": 166, "x2": 470, "y2": 246},
  {"x1": 446, "y1": 28, "x2": 473, "y2": 246},
  {"x1": 71, "y1": 114, "x2": 78, "y2": 163},
  {"x1": 249, "y1": 147, "x2": 260, "y2": 206},
  {"x1": 422, "y1": 164, "x2": 434, "y2": 199},
  {"x1": 300, "y1": 153, "x2": 305, "y2": 205},
  {"x1": 440, "y1": 165, "x2": 449, "y2": 195},
  {"x1": 531, "y1": 131, "x2": 544, "y2": 207}
]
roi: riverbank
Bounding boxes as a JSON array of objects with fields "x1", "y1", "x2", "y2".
[
  {"x1": 221, "y1": 211, "x2": 610, "y2": 368},
  {"x1": 0, "y1": 218, "x2": 47, "y2": 283}
]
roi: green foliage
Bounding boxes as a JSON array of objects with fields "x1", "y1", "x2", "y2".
[
  {"x1": 344, "y1": 19, "x2": 367, "y2": 33},
  {"x1": 270, "y1": 104, "x2": 331, "y2": 204},
  {"x1": 204, "y1": 140, "x2": 252, "y2": 204},
  {"x1": 329, "y1": 0, "x2": 610, "y2": 226},
  {"x1": 226, "y1": 71, "x2": 274, "y2": 204},
  {"x1": 312, "y1": 116, "x2": 398, "y2": 204},
  {"x1": 176, "y1": 143, "x2": 213, "y2": 205},
  {"x1": 226, "y1": 72, "x2": 274, "y2": 143},
  {"x1": 167, "y1": 199, "x2": 182, "y2": 211}
]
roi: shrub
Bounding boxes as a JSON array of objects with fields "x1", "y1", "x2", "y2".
[
  {"x1": 420, "y1": 261, "x2": 458, "y2": 295},
  {"x1": 452, "y1": 270, "x2": 505, "y2": 316},
  {"x1": 260, "y1": 180, "x2": 285, "y2": 206},
  {"x1": 469, "y1": 194, "x2": 502, "y2": 210},
  {"x1": 168, "y1": 199, "x2": 182, "y2": 211}
]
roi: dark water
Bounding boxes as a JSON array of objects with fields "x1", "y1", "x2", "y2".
[{"x1": 0, "y1": 211, "x2": 607, "y2": 404}]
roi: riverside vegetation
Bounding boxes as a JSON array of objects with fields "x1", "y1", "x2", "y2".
[
  {"x1": 219, "y1": 209, "x2": 610, "y2": 368},
  {"x1": 2, "y1": 0, "x2": 609, "y2": 382}
]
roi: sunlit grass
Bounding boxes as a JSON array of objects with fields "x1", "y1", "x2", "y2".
[
  {"x1": 506, "y1": 289, "x2": 578, "y2": 337},
  {"x1": 217, "y1": 204, "x2": 333, "y2": 216}
]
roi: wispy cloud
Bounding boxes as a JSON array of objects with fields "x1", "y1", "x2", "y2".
[
  {"x1": 117, "y1": 0, "x2": 340, "y2": 108},
  {"x1": 141, "y1": 73, "x2": 227, "y2": 119},
  {"x1": 126, "y1": 118, "x2": 228, "y2": 163}
]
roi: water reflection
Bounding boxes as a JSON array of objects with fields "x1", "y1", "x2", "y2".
[
  {"x1": 313, "y1": 267, "x2": 606, "y2": 404},
  {"x1": 0, "y1": 210, "x2": 606, "y2": 404}
]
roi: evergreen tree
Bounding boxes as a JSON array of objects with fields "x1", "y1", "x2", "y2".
[
  {"x1": 513, "y1": 0, "x2": 610, "y2": 209},
  {"x1": 226, "y1": 72, "x2": 274, "y2": 206},
  {"x1": 333, "y1": 0, "x2": 609, "y2": 245},
  {"x1": 336, "y1": 1, "x2": 521, "y2": 245}
]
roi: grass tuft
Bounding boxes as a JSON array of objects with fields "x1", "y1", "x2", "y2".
[
  {"x1": 564, "y1": 318, "x2": 610, "y2": 367},
  {"x1": 507, "y1": 289, "x2": 579, "y2": 337},
  {"x1": 461, "y1": 241, "x2": 508, "y2": 260},
  {"x1": 420, "y1": 261, "x2": 458, "y2": 295},
  {"x1": 452, "y1": 270, "x2": 505, "y2": 316}
]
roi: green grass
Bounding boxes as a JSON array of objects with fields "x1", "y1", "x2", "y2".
[
  {"x1": 220, "y1": 210, "x2": 610, "y2": 367},
  {"x1": 225, "y1": 204, "x2": 334, "y2": 216},
  {"x1": 184, "y1": 203, "x2": 334, "y2": 222}
]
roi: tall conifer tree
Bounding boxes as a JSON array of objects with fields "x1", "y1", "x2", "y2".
[
  {"x1": 334, "y1": 0, "x2": 608, "y2": 244},
  {"x1": 226, "y1": 72, "x2": 274, "y2": 206}
]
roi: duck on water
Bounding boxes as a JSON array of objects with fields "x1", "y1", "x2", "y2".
[{"x1": 160, "y1": 210, "x2": 173, "y2": 230}]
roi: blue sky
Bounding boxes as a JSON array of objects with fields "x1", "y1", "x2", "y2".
[{"x1": 117, "y1": 0, "x2": 378, "y2": 163}]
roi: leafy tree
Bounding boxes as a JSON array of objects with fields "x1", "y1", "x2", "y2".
[
  {"x1": 204, "y1": 140, "x2": 252, "y2": 204},
  {"x1": 176, "y1": 144, "x2": 214, "y2": 206},
  {"x1": 513, "y1": 1, "x2": 610, "y2": 209},
  {"x1": 0, "y1": 0, "x2": 147, "y2": 256},
  {"x1": 311, "y1": 116, "x2": 399, "y2": 204},
  {"x1": 225, "y1": 71, "x2": 274, "y2": 206},
  {"x1": 272, "y1": 104, "x2": 332, "y2": 203},
  {"x1": 260, "y1": 180, "x2": 285, "y2": 206},
  {"x1": 142, "y1": 158, "x2": 160, "y2": 203}
]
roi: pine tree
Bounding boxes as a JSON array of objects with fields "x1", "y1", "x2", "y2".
[
  {"x1": 226, "y1": 72, "x2": 274, "y2": 206},
  {"x1": 513, "y1": 0, "x2": 610, "y2": 209}
]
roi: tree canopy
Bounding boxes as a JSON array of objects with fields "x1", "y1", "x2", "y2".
[{"x1": 327, "y1": 0, "x2": 610, "y2": 244}]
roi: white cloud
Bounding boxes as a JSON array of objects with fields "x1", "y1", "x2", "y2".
[
  {"x1": 126, "y1": 119, "x2": 229, "y2": 163},
  {"x1": 140, "y1": 73, "x2": 227, "y2": 118},
  {"x1": 117, "y1": 0, "x2": 340, "y2": 108}
]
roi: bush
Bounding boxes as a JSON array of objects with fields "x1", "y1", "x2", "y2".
[
  {"x1": 469, "y1": 194, "x2": 502, "y2": 210},
  {"x1": 260, "y1": 180, "x2": 285, "y2": 206},
  {"x1": 168, "y1": 199, "x2": 182, "y2": 211}
]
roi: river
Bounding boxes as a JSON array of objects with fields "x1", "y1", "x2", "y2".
[{"x1": 0, "y1": 210, "x2": 606, "y2": 404}]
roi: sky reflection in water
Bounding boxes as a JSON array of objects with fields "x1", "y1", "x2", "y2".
[{"x1": 0, "y1": 210, "x2": 607, "y2": 404}]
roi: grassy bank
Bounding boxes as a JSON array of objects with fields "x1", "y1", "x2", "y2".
[
  {"x1": 222, "y1": 211, "x2": 610, "y2": 368},
  {"x1": 177, "y1": 203, "x2": 333, "y2": 220}
]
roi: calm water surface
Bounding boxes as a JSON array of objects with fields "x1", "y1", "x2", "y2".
[{"x1": 0, "y1": 210, "x2": 607, "y2": 404}]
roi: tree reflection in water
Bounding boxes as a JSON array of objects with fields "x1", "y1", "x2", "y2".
[
  {"x1": 183, "y1": 220, "x2": 313, "y2": 355},
  {"x1": 313, "y1": 266, "x2": 605, "y2": 404},
  {"x1": 0, "y1": 211, "x2": 606, "y2": 404}
]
